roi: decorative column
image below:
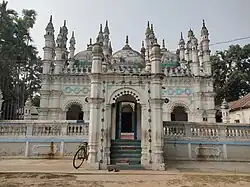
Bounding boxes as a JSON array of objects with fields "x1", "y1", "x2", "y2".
[
  {"x1": 24, "y1": 98, "x2": 32, "y2": 120},
  {"x1": 221, "y1": 99, "x2": 230, "y2": 123},
  {"x1": 87, "y1": 42, "x2": 103, "y2": 170},
  {"x1": 150, "y1": 40, "x2": 165, "y2": 170},
  {"x1": 104, "y1": 104, "x2": 112, "y2": 166},
  {"x1": 140, "y1": 103, "x2": 150, "y2": 168}
]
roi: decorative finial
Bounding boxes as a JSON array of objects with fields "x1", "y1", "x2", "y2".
[
  {"x1": 202, "y1": 19, "x2": 206, "y2": 27},
  {"x1": 142, "y1": 41, "x2": 144, "y2": 47},
  {"x1": 181, "y1": 32, "x2": 183, "y2": 39},
  {"x1": 104, "y1": 20, "x2": 110, "y2": 34},
  {"x1": 151, "y1": 24, "x2": 154, "y2": 32},
  {"x1": 99, "y1": 24, "x2": 103, "y2": 33},
  {"x1": 188, "y1": 29, "x2": 194, "y2": 38},
  {"x1": 50, "y1": 15, "x2": 52, "y2": 22},
  {"x1": 64, "y1": 20, "x2": 66, "y2": 26},
  {"x1": 126, "y1": 35, "x2": 129, "y2": 45},
  {"x1": 72, "y1": 31, "x2": 74, "y2": 37},
  {"x1": 147, "y1": 21, "x2": 150, "y2": 28},
  {"x1": 162, "y1": 39, "x2": 165, "y2": 48}
]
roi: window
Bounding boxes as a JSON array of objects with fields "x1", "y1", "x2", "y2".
[{"x1": 235, "y1": 120, "x2": 240, "y2": 123}]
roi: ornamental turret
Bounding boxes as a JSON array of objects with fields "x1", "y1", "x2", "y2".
[
  {"x1": 200, "y1": 20, "x2": 211, "y2": 76},
  {"x1": 191, "y1": 33, "x2": 199, "y2": 76},
  {"x1": 43, "y1": 15, "x2": 55, "y2": 74},
  {"x1": 96, "y1": 24, "x2": 104, "y2": 44},
  {"x1": 178, "y1": 32, "x2": 185, "y2": 61},
  {"x1": 68, "y1": 31, "x2": 76, "y2": 67}
]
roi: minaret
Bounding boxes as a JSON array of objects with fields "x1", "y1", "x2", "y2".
[
  {"x1": 103, "y1": 21, "x2": 110, "y2": 47},
  {"x1": 161, "y1": 39, "x2": 167, "y2": 53},
  {"x1": 198, "y1": 42, "x2": 203, "y2": 66},
  {"x1": 191, "y1": 33, "x2": 200, "y2": 76},
  {"x1": 149, "y1": 39, "x2": 165, "y2": 170},
  {"x1": 186, "y1": 29, "x2": 193, "y2": 61},
  {"x1": 87, "y1": 41, "x2": 103, "y2": 169},
  {"x1": 68, "y1": 31, "x2": 76, "y2": 67},
  {"x1": 145, "y1": 21, "x2": 155, "y2": 72},
  {"x1": 178, "y1": 32, "x2": 185, "y2": 61},
  {"x1": 140, "y1": 41, "x2": 146, "y2": 60},
  {"x1": 96, "y1": 24, "x2": 104, "y2": 44},
  {"x1": 61, "y1": 20, "x2": 68, "y2": 49},
  {"x1": 39, "y1": 15, "x2": 54, "y2": 120},
  {"x1": 54, "y1": 27, "x2": 64, "y2": 74},
  {"x1": 221, "y1": 99, "x2": 230, "y2": 123},
  {"x1": 43, "y1": 15, "x2": 54, "y2": 74},
  {"x1": 108, "y1": 41, "x2": 112, "y2": 54},
  {"x1": 200, "y1": 20, "x2": 211, "y2": 76}
]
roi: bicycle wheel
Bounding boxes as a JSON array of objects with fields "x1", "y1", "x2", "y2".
[{"x1": 73, "y1": 147, "x2": 86, "y2": 169}]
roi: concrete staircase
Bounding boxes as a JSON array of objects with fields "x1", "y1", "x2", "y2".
[{"x1": 110, "y1": 139, "x2": 143, "y2": 170}]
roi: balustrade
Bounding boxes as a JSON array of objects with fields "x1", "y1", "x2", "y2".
[
  {"x1": 0, "y1": 121, "x2": 89, "y2": 137},
  {"x1": 164, "y1": 121, "x2": 250, "y2": 140},
  {"x1": 67, "y1": 123, "x2": 89, "y2": 136},
  {"x1": 0, "y1": 123, "x2": 27, "y2": 136}
]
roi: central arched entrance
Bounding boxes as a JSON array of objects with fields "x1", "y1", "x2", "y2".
[{"x1": 113, "y1": 94, "x2": 141, "y2": 140}]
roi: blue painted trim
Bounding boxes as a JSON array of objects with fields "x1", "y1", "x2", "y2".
[
  {"x1": 0, "y1": 139, "x2": 88, "y2": 143},
  {"x1": 167, "y1": 140, "x2": 250, "y2": 145}
]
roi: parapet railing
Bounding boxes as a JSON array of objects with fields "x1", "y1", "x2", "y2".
[
  {"x1": 0, "y1": 120, "x2": 89, "y2": 137},
  {"x1": 163, "y1": 121, "x2": 250, "y2": 140}
]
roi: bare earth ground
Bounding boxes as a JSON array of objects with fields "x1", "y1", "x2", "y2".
[{"x1": 1, "y1": 160, "x2": 250, "y2": 187}]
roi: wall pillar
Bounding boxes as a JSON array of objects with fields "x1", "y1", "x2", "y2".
[
  {"x1": 140, "y1": 104, "x2": 149, "y2": 168},
  {"x1": 104, "y1": 104, "x2": 112, "y2": 165},
  {"x1": 87, "y1": 42, "x2": 103, "y2": 170},
  {"x1": 150, "y1": 41, "x2": 165, "y2": 170}
]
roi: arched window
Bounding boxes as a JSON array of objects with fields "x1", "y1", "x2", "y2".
[
  {"x1": 171, "y1": 106, "x2": 188, "y2": 121},
  {"x1": 66, "y1": 104, "x2": 83, "y2": 120}
]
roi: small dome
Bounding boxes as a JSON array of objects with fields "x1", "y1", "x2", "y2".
[
  {"x1": 161, "y1": 50, "x2": 179, "y2": 68},
  {"x1": 111, "y1": 47, "x2": 144, "y2": 66},
  {"x1": 74, "y1": 49, "x2": 92, "y2": 67},
  {"x1": 74, "y1": 49, "x2": 92, "y2": 61}
]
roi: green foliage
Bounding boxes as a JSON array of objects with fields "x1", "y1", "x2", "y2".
[
  {"x1": 0, "y1": 1, "x2": 41, "y2": 118},
  {"x1": 211, "y1": 44, "x2": 250, "y2": 105}
]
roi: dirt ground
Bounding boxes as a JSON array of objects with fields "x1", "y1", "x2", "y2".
[
  {"x1": 1, "y1": 160, "x2": 250, "y2": 187},
  {"x1": 1, "y1": 172, "x2": 250, "y2": 187}
]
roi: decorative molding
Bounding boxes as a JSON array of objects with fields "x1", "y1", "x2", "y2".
[
  {"x1": 62, "y1": 86, "x2": 90, "y2": 95},
  {"x1": 195, "y1": 145, "x2": 221, "y2": 157},
  {"x1": 168, "y1": 101, "x2": 190, "y2": 113},
  {"x1": 109, "y1": 87, "x2": 143, "y2": 104},
  {"x1": 63, "y1": 100, "x2": 84, "y2": 111},
  {"x1": 162, "y1": 87, "x2": 192, "y2": 96}
]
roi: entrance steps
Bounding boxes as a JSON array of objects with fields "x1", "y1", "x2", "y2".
[{"x1": 110, "y1": 139, "x2": 143, "y2": 170}]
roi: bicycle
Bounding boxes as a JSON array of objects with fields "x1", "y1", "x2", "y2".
[{"x1": 72, "y1": 142, "x2": 89, "y2": 169}]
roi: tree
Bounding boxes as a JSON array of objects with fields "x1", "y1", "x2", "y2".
[
  {"x1": 211, "y1": 44, "x2": 250, "y2": 105},
  {"x1": 0, "y1": 1, "x2": 41, "y2": 119}
]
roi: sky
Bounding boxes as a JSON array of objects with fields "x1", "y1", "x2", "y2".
[{"x1": 7, "y1": 0, "x2": 250, "y2": 56}]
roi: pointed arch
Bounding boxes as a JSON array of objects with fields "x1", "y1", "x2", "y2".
[
  {"x1": 109, "y1": 87, "x2": 144, "y2": 104},
  {"x1": 63, "y1": 100, "x2": 83, "y2": 111}
]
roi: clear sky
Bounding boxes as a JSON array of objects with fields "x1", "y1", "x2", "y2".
[{"x1": 7, "y1": 0, "x2": 250, "y2": 56}]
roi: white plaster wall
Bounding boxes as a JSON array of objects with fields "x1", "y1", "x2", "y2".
[{"x1": 229, "y1": 108, "x2": 250, "y2": 124}]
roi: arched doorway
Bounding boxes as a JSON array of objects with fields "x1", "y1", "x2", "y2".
[
  {"x1": 112, "y1": 94, "x2": 141, "y2": 140},
  {"x1": 171, "y1": 106, "x2": 188, "y2": 121},
  {"x1": 66, "y1": 104, "x2": 83, "y2": 120}
]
